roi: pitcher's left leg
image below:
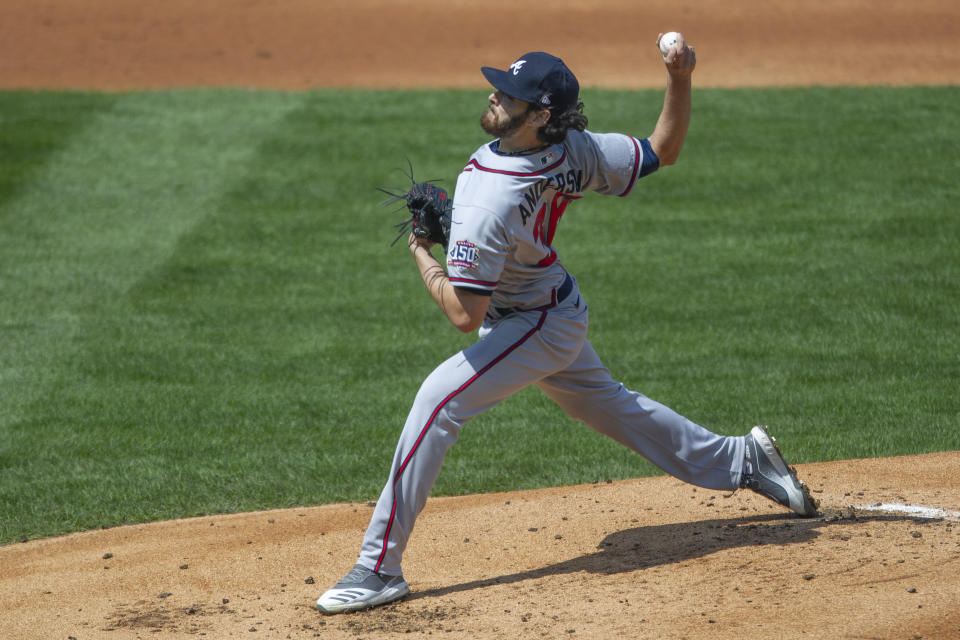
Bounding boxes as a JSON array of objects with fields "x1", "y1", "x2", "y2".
[{"x1": 537, "y1": 340, "x2": 744, "y2": 491}]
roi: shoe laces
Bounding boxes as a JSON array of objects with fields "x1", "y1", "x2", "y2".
[{"x1": 343, "y1": 565, "x2": 373, "y2": 583}]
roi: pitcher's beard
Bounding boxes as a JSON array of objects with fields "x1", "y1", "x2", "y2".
[{"x1": 480, "y1": 107, "x2": 528, "y2": 139}]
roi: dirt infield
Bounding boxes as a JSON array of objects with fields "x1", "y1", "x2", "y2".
[
  {"x1": 3, "y1": 0, "x2": 960, "y2": 90},
  {"x1": 2, "y1": 1, "x2": 959, "y2": 638}
]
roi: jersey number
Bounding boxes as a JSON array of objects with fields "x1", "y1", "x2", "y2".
[{"x1": 533, "y1": 192, "x2": 580, "y2": 266}]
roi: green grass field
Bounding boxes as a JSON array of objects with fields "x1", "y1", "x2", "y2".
[{"x1": 1, "y1": 86, "x2": 958, "y2": 544}]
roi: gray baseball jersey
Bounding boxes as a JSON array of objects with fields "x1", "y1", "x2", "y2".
[
  {"x1": 357, "y1": 129, "x2": 746, "y2": 577},
  {"x1": 445, "y1": 129, "x2": 655, "y2": 312}
]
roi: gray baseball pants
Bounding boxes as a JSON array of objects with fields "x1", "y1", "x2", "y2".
[{"x1": 357, "y1": 277, "x2": 746, "y2": 575}]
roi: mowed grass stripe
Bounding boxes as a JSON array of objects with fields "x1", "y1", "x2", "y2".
[
  {"x1": 0, "y1": 91, "x2": 310, "y2": 538},
  {"x1": 0, "y1": 90, "x2": 305, "y2": 405},
  {"x1": 0, "y1": 92, "x2": 117, "y2": 208},
  {"x1": 1, "y1": 92, "x2": 118, "y2": 391}
]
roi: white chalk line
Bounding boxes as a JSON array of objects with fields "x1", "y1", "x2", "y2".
[{"x1": 856, "y1": 502, "x2": 960, "y2": 521}]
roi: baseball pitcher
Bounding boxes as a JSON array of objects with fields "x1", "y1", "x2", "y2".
[{"x1": 317, "y1": 33, "x2": 818, "y2": 614}]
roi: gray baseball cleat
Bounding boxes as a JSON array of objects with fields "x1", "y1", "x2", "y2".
[
  {"x1": 315, "y1": 564, "x2": 410, "y2": 614},
  {"x1": 742, "y1": 425, "x2": 819, "y2": 517}
]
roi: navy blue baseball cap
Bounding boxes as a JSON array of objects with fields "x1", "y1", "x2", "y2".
[{"x1": 481, "y1": 52, "x2": 579, "y2": 112}]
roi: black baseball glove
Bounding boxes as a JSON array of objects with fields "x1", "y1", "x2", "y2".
[{"x1": 379, "y1": 161, "x2": 452, "y2": 249}]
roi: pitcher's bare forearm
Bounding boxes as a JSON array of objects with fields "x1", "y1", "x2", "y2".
[
  {"x1": 648, "y1": 33, "x2": 696, "y2": 166},
  {"x1": 649, "y1": 74, "x2": 692, "y2": 166},
  {"x1": 409, "y1": 236, "x2": 489, "y2": 333}
]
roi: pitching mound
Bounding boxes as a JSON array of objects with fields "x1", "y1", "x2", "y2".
[{"x1": 3, "y1": 454, "x2": 959, "y2": 639}]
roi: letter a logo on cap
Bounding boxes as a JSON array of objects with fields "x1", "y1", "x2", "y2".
[{"x1": 509, "y1": 60, "x2": 527, "y2": 76}]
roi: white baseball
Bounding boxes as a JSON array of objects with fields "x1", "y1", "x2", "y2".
[{"x1": 659, "y1": 31, "x2": 681, "y2": 55}]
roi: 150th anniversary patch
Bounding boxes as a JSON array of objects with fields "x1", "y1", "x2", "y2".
[{"x1": 448, "y1": 240, "x2": 480, "y2": 270}]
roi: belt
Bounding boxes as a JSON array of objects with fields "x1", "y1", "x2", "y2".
[{"x1": 493, "y1": 272, "x2": 575, "y2": 318}]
